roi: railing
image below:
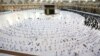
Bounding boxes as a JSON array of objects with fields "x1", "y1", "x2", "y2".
[{"x1": 0, "y1": 49, "x2": 36, "y2": 56}]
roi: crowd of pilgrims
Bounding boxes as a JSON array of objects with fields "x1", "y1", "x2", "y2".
[
  {"x1": 84, "y1": 15, "x2": 99, "y2": 29},
  {"x1": 61, "y1": 9, "x2": 100, "y2": 30},
  {"x1": 0, "y1": 9, "x2": 100, "y2": 56}
]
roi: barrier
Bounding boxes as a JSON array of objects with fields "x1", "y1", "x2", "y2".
[{"x1": 0, "y1": 49, "x2": 36, "y2": 56}]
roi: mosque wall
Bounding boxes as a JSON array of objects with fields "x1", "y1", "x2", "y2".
[
  {"x1": 0, "y1": 0, "x2": 98, "y2": 4},
  {"x1": 0, "y1": 0, "x2": 100, "y2": 15}
]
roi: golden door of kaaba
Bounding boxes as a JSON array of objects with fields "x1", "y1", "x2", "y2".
[{"x1": 44, "y1": 5, "x2": 55, "y2": 15}]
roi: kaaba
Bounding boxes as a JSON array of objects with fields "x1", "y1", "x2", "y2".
[{"x1": 44, "y1": 5, "x2": 55, "y2": 15}]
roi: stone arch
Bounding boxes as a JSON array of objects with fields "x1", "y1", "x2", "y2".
[
  {"x1": 31, "y1": 0, "x2": 34, "y2": 2},
  {"x1": 10, "y1": 0, "x2": 16, "y2": 4},
  {"x1": 18, "y1": 0, "x2": 23, "y2": 4},
  {"x1": 24, "y1": 0, "x2": 28, "y2": 4}
]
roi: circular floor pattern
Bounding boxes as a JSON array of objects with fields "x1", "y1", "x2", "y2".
[{"x1": 0, "y1": 9, "x2": 100, "y2": 56}]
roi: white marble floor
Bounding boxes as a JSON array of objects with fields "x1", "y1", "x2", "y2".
[{"x1": 0, "y1": 9, "x2": 100, "y2": 56}]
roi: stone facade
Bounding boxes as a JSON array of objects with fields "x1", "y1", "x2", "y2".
[{"x1": 0, "y1": 0, "x2": 99, "y2": 4}]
